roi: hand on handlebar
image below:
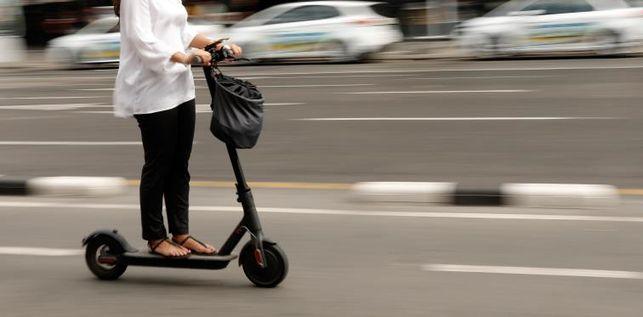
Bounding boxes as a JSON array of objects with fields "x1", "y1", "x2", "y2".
[
  {"x1": 186, "y1": 48, "x2": 212, "y2": 66},
  {"x1": 207, "y1": 39, "x2": 243, "y2": 63}
]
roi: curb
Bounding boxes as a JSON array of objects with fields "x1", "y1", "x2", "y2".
[
  {"x1": 0, "y1": 177, "x2": 127, "y2": 196},
  {"x1": 351, "y1": 182, "x2": 620, "y2": 208}
]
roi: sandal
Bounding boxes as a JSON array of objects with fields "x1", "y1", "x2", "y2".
[
  {"x1": 149, "y1": 239, "x2": 190, "y2": 258},
  {"x1": 175, "y1": 235, "x2": 217, "y2": 256}
]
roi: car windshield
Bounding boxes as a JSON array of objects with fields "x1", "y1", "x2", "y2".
[
  {"x1": 486, "y1": 0, "x2": 632, "y2": 15},
  {"x1": 485, "y1": 0, "x2": 535, "y2": 16},
  {"x1": 76, "y1": 18, "x2": 117, "y2": 34},
  {"x1": 233, "y1": 7, "x2": 285, "y2": 27}
]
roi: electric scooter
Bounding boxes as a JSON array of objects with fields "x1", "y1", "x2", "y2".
[{"x1": 82, "y1": 45, "x2": 288, "y2": 288}]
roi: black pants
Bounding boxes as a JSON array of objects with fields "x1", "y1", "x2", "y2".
[{"x1": 135, "y1": 99, "x2": 195, "y2": 241}]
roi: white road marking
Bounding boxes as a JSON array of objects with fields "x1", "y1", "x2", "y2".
[
  {"x1": 261, "y1": 84, "x2": 374, "y2": 88},
  {"x1": 216, "y1": 65, "x2": 643, "y2": 77},
  {"x1": 79, "y1": 103, "x2": 304, "y2": 114},
  {"x1": 343, "y1": 90, "x2": 533, "y2": 95},
  {"x1": 0, "y1": 96, "x2": 105, "y2": 100},
  {"x1": 0, "y1": 104, "x2": 101, "y2": 111},
  {"x1": 0, "y1": 141, "x2": 141, "y2": 145},
  {"x1": 404, "y1": 75, "x2": 556, "y2": 80},
  {"x1": 73, "y1": 88, "x2": 114, "y2": 91},
  {"x1": 195, "y1": 74, "x2": 410, "y2": 79},
  {"x1": 295, "y1": 117, "x2": 618, "y2": 121},
  {"x1": 0, "y1": 76, "x2": 114, "y2": 81},
  {"x1": 0, "y1": 247, "x2": 83, "y2": 256},
  {"x1": 1, "y1": 201, "x2": 642, "y2": 223},
  {"x1": 0, "y1": 115, "x2": 71, "y2": 121},
  {"x1": 423, "y1": 264, "x2": 643, "y2": 280},
  {"x1": 76, "y1": 111, "x2": 113, "y2": 114},
  {"x1": 264, "y1": 102, "x2": 305, "y2": 106}
]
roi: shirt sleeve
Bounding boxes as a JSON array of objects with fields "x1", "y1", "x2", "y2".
[
  {"x1": 121, "y1": 0, "x2": 186, "y2": 74},
  {"x1": 181, "y1": 23, "x2": 199, "y2": 50}
]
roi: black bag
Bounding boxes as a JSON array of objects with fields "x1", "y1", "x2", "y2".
[{"x1": 205, "y1": 67, "x2": 264, "y2": 149}]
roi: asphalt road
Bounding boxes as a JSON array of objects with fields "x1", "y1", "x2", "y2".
[
  {"x1": 2, "y1": 58, "x2": 643, "y2": 316},
  {"x1": 2, "y1": 188, "x2": 643, "y2": 316},
  {"x1": 1, "y1": 57, "x2": 643, "y2": 187}
]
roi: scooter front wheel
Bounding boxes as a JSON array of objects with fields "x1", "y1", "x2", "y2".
[
  {"x1": 241, "y1": 242, "x2": 288, "y2": 288},
  {"x1": 85, "y1": 236, "x2": 127, "y2": 280}
]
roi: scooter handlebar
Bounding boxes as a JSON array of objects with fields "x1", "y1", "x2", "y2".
[{"x1": 204, "y1": 41, "x2": 234, "y2": 63}]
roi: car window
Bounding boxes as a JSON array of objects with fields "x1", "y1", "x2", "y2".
[
  {"x1": 522, "y1": 0, "x2": 594, "y2": 15},
  {"x1": 370, "y1": 3, "x2": 397, "y2": 18},
  {"x1": 264, "y1": 5, "x2": 340, "y2": 25}
]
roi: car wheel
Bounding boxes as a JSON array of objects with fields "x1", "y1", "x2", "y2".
[
  {"x1": 591, "y1": 30, "x2": 622, "y2": 56},
  {"x1": 318, "y1": 40, "x2": 354, "y2": 63},
  {"x1": 476, "y1": 35, "x2": 508, "y2": 60}
]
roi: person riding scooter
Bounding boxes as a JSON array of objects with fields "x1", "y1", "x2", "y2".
[{"x1": 112, "y1": 0, "x2": 242, "y2": 257}]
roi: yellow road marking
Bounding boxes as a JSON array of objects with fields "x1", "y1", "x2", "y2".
[
  {"x1": 618, "y1": 189, "x2": 643, "y2": 196},
  {"x1": 126, "y1": 179, "x2": 352, "y2": 190},
  {"x1": 125, "y1": 180, "x2": 643, "y2": 195}
]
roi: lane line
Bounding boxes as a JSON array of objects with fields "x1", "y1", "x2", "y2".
[
  {"x1": 207, "y1": 74, "x2": 410, "y2": 79},
  {"x1": 0, "y1": 247, "x2": 83, "y2": 256},
  {"x1": 261, "y1": 84, "x2": 374, "y2": 88},
  {"x1": 402, "y1": 75, "x2": 556, "y2": 80},
  {"x1": 295, "y1": 117, "x2": 618, "y2": 121},
  {"x1": 0, "y1": 141, "x2": 141, "y2": 145},
  {"x1": 1, "y1": 201, "x2": 643, "y2": 223},
  {"x1": 0, "y1": 96, "x2": 106, "y2": 100},
  {"x1": 343, "y1": 90, "x2": 533, "y2": 95},
  {"x1": 0, "y1": 115, "x2": 72, "y2": 121},
  {"x1": 423, "y1": 264, "x2": 643, "y2": 280},
  {"x1": 126, "y1": 179, "x2": 351, "y2": 190},
  {"x1": 78, "y1": 103, "x2": 305, "y2": 114},
  {"x1": 202, "y1": 65, "x2": 643, "y2": 77},
  {"x1": 618, "y1": 189, "x2": 643, "y2": 196},
  {"x1": 0, "y1": 104, "x2": 101, "y2": 111},
  {"x1": 73, "y1": 88, "x2": 114, "y2": 91}
]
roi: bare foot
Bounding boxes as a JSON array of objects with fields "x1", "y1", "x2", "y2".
[
  {"x1": 148, "y1": 239, "x2": 190, "y2": 257},
  {"x1": 173, "y1": 235, "x2": 217, "y2": 255}
]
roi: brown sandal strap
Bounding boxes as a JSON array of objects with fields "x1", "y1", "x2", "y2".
[
  {"x1": 149, "y1": 239, "x2": 169, "y2": 252},
  {"x1": 177, "y1": 236, "x2": 215, "y2": 252},
  {"x1": 176, "y1": 235, "x2": 192, "y2": 246}
]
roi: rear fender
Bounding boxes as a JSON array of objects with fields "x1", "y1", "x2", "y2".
[{"x1": 82, "y1": 229, "x2": 138, "y2": 253}]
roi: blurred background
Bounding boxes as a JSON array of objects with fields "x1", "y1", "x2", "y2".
[{"x1": 2, "y1": 1, "x2": 643, "y2": 316}]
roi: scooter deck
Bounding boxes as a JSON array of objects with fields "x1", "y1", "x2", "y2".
[{"x1": 120, "y1": 251, "x2": 238, "y2": 270}]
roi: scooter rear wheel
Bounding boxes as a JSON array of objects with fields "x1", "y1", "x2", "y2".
[
  {"x1": 85, "y1": 236, "x2": 127, "y2": 280},
  {"x1": 241, "y1": 242, "x2": 288, "y2": 288}
]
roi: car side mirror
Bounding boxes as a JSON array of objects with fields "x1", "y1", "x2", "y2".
[{"x1": 508, "y1": 9, "x2": 546, "y2": 16}]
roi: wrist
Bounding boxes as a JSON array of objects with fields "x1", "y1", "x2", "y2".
[{"x1": 183, "y1": 53, "x2": 193, "y2": 65}]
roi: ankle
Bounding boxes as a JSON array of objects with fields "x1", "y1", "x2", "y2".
[
  {"x1": 148, "y1": 239, "x2": 164, "y2": 246},
  {"x1": 172, "y1": 234, "x2": 189, "y2": 241}
]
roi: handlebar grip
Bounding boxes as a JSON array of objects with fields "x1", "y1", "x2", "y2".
[{"x1": 212, "y1": 46, "x2": 233, "y2": 63}]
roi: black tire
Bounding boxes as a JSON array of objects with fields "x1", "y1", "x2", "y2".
[
  {"x1": 241, "y1": 242, "x2": 288, "y2": 288},
  {"x1": 476, "y1": 35, "x2": 507, "y2": 60},
  {"x1": 593, "y1": 30, "x2": 622, "y2": 56},
  {"x1": 85, "y1": 236, "x2": 127, "y2": 280}
]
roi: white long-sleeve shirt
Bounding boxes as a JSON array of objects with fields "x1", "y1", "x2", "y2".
[{"x1": 113, "y1": 0, "x2": 198, "y2": 117}]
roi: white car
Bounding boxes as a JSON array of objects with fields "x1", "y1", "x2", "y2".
[
  {"x1": 218, "y1": 1, "x2": 403, "y2": 62},
  {"x1": 458, "y1": 0, "x2": 643, "y2": 58},
  {"x1": 46, "y1": 16, "x2": 223, "y2": 67}
]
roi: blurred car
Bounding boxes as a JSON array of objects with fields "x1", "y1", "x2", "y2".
[
  {"x1": 218, "y1": 1, "x2": 403, "y2": 62},
  {"x1": 46, "y1": 16, "x2": 223, "y2": 68},
  {"x1": 457, "y1": 0, "x2": 643, "y2": 58}
]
